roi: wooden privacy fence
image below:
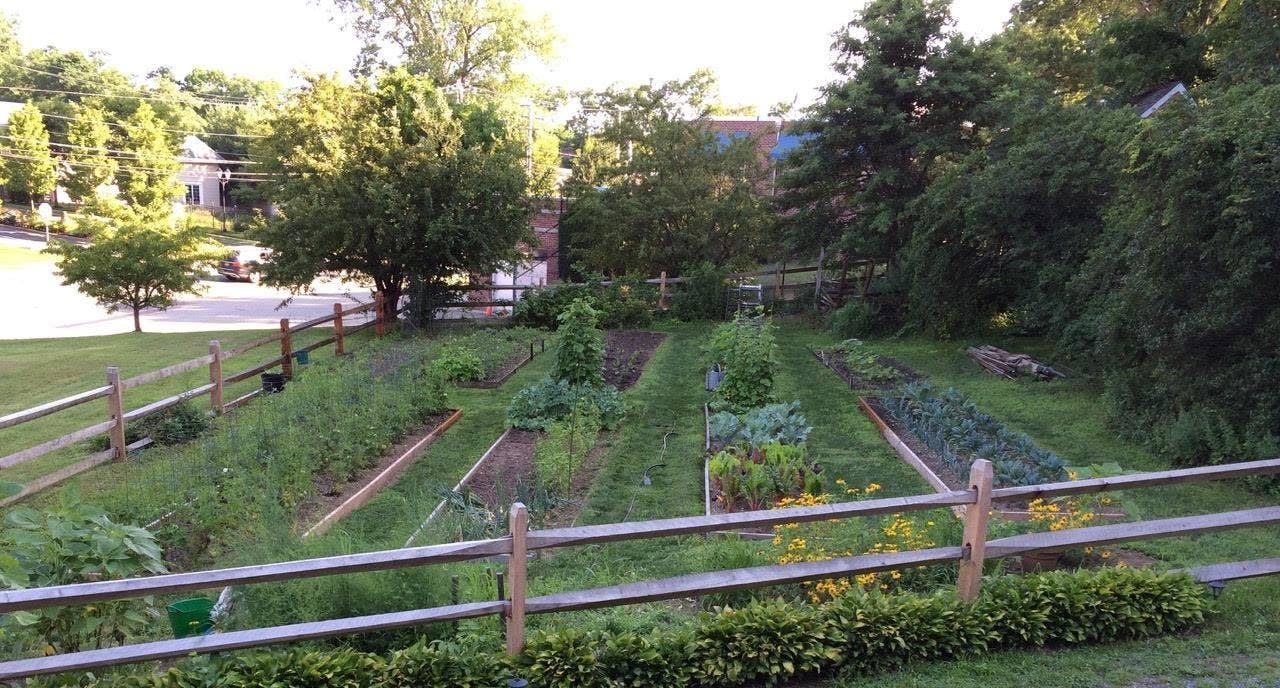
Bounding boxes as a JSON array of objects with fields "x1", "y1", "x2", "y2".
[
  {"x1": 2, "y1": 456, "x2": 1280, "y2": 679},
  {"x1": 0, "y1": 298, "x2": 396, "y2": 508}
]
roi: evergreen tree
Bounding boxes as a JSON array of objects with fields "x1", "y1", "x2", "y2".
[
  {"x1": 64, "y1": 104, "x2": 117, "y2": 201},
  {"x1": 118, "y1": 103, "x2": 180, "y2": 217},
  {"x1": 2, "y1": 102, "x2": 57, "y2": 208}
]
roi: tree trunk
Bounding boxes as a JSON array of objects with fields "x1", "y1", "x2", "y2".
[{"x1": 132, "y1": 306, "x2": 142, "y2": 333}]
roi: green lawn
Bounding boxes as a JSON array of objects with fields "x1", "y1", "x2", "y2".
[{"x1": 0, "y1": 243, "x2": 53, "y2": 268}]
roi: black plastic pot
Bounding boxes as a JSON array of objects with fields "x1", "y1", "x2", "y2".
[{"x1": 261, "y1": 372, "x2": 286, "y2": 394}]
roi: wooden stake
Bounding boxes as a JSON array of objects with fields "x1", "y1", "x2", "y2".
[
  {"x1": 957, "y1": 459, "x2": 994, "y2": 602},
  {"x1": 333, "y1": 303, "x2": 345, "y2": 356},
  {"x1": 209, "y1": 341, "x2": 224, "y2": 415},
  {"x1": 506, "y1": 502, "x2": 529, "y2": 655},
  {"x1": 105, "y1": 367, "x2": 127, "y2": 462},
  {"x1": 658, "y1": 271, "x2": 668, "y2": 310},
  {"x1": 280, "y1": 319, "x2": 293, "y2": 379}
]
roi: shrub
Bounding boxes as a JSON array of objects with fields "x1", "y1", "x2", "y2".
[
  {"x1": 91, "y1": 401, "x2": 211, "y2": 451},
  {"x1": 672, "y1": 262, "x2": 728, "y2": 321},
  {"x1": 512, "y1": 279, "x2": 654, "y2": 330},
  {"x1": 827, "y1": 301, "x2": 877, "y2": 338},
  {"x1": 89, "y1": 569, "x2": 1209, "y2": 688},
  {"x1": 594, "y1": 275, "x2": 656, "y2": 329},
  {"x1": 507, "y1": 378, "x2": 624, "y2": 431},
  {"x1": 551, "y1": 299, "x2": 605, "y2": 387},
  {"x1": 0, "y1": 496, "x2": 167, "y2": 655},
  {"x1": 706, "y1": 313, "x2": 777, "y2": 413},
  {"x1": 512, "y1": 283, "x2": 595, "y2": 329},
  {"x1": 432, "y1": 344, "x2": 485, "y2": 381}
]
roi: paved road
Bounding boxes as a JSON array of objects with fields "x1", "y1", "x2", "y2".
[{"x1": 0, "y1": 227, "x2": 373, "y2": 339}]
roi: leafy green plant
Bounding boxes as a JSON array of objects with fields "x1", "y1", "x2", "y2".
[
  {"x1": 711, "y1": 402, "x2": 812, "y2": 449},
  {"x1": 0, "y1": 496, "x2": 167, "y2": 655},
  {"x1": 552, "y1": 298, "x2": 605, "y2": 387},
  {"x1": 535, "y1": 400, "x2": 601, "y2": 496},
  {"x1": 705, "y1": 313, "x2": 777, "y2": 412},
  {"x1": 385, "y1": 638, "x2": 512, "y2": 687},
  {"x1": 881, "y1": 381, "x2": 1067, "y2": 487},
  {"x1": 672, "y1": 262, "x2": 728, "y2": 320},
  {"x1": 833, "y1": 339, "x2": 898, "y2": 385},
  {"x1": 432, "y1": 344, "x2": 485, "y2": 381},
  {"x1": 507, "y1": 378, "x2": 624, "y2": 431},
  {"x1": 688, "y1": 599, "x2": 843, "y2": 687},
  {"x1": 827, "y1": 301, "x2": 878, "y2": 339}
]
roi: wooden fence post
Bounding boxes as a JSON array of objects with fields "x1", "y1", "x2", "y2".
[
  {"x1": 333, "y1": 303, "x2": 345, "y2": 356},
  {"x1": 280, "y1": 319, "x2": 293, "y2": 379},
  {"x1": 209, "y1": 341, "x2": 224, "y2": 416},
  {"x1": 658, "y1": 271, "x2": 668, "y2": 310},
  {"x1": 106, "y1": 367, "x2": 127, "y2": 461},
  {"x1": 506, "y1": 502, "x2": 529, "y2": 655},
  {"x1": 374, "y1": 292, "x2": 386, "y2": 338},
  {"x1": 957, "y1": 459, "x2": 994, "y2": 602}
]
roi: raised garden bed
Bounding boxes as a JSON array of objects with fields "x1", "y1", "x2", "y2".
[
  {"x1": 300, "y1": 409, "x2": 463, "y2": 537},
  {"x1": 457, "y1": 340, "x2": 546, "y2": 389},
  {"x1": 858, "y1": 397, "x2": 1125, "y2": 521},
  {"x1": 603, "y1": 331, "x2": 667, "y2": 390},
  {"x1": 811, "y1": 348, "x2": 921, "y2": 390}
]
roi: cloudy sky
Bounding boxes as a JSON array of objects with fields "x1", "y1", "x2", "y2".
[{"x1": 1, "y1": 1, "x2": 1012, "y2": 113}]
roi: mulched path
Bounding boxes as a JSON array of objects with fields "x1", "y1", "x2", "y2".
[
  {"x1": 295, "y1": 411, "x2": 453, "y2": 531},
  {"x1": 603, "y1": 330, "x2": 667, "y2": 390},
  {"x1": 813, "y1": 349, "x2": 921, "y2": 390}
]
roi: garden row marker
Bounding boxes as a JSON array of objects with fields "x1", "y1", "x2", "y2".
[
  {"x1": 105, "y1": 367, "x2": 126, "y2": 461},
  {"x1": 506, "y1": 502, "x2": 529, "y2": 655},
  {"x1": 333, "y1": 303, "x2": 345, "y2": 355},
  {"x1": 957, "y1": 459, "x2": 994, "y2": 602},
  {"x1": 279, "y1": 318, "x2": 293, "y2": 379},
  {"x1": 208, "y1": 341, "x2": 224, "y2": 415}
]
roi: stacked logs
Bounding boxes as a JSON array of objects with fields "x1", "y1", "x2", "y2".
[{"x1": 967, "y1": 345, "x2": 1066, "y2": 381}]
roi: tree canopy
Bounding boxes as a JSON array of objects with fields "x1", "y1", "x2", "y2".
[
  {"x1": 2, "y1": 101, "x2": 57, "y2": 206},
  {"x1": 252, "y1": 68, "x2": 532, "y2": 316}
]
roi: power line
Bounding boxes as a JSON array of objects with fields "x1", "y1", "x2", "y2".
[
  {"x1": 0, "y1": 150, "x2": 276, "y2": 180},
  {"x1": 2, "y1": 58, "x2": 258, "y2": 106},
  {"x1": 0, "y1": 133, "x2": 265, "y2": 165},
  {"x1": 34, "y1": 111, "x2": 267, "y2": 140}
]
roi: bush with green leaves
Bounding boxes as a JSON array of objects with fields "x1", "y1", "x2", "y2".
[
  {"x1": 0, "y1": 496, "x2": 167, "y2": 655},
  {"x1": 507, "y1": 378, "x2": 624, "y2": 431},
  {"x1": 89, "y1": 568, "x2": 1208, "y2": 688},
  {"x1": 512, "y1": 279, "x2": 654, "y2": 330},
  {"x1": 672, "y1": 262, "x2": 729, "y2": 321},
  {"x1": 432, "y1": 344, "x2": 485, "y2": 381},
  {"x1": 833, "y1": 339, "x2": 898, "y2": 385},
  {"x1": 512, "y1": 283, "x2": 596, "y2": 329},
  {"x1": 880, "y1": 381, "x2": 1067, "y2": 487},
  {"x1": 827, "y1": 301, "x2": 878, "y2": 339},
  {"x1": 552, "y1": 299, "x2": 605, "y2": 387},
  {"x1": 705, "y1": 313, "x2": 777, "y2": 412}
]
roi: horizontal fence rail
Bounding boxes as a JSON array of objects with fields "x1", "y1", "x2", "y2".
[
  {"x1": 2, "y1": 456, "x2": 1280, "y2": 679},
  {"x1": 0, "y1": 297, "x2": 393, "y2": 506}
]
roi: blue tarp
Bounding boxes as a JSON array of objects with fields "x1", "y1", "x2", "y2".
[{"x1": 769, "y1": 132, "x2": 813, "y2": 160}]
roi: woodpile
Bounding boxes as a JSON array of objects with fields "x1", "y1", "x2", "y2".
[{"x1": 967, "y1": 345, "x2": 1066, "y2": 381}]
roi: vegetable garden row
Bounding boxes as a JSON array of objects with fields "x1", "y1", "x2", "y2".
[{"x1": 3, "y1": 293, "x2": 1280, "y2": 686}]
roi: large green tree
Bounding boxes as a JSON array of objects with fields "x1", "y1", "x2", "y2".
[
  {"x1": 326, "y1": 0, "x2": 554, "y2": 94},
  {"x1": 560, "y1": 72, "x2": 773, "y2": 277},
  {"x1": 117, "y1": 103, "x2": 181, "y2": 217},
  {"x1": 252, "y1": 68, "x2": 532, "y2": 315},
  {"x1": 63, "y1": 104, "x2": 117, "y2": 201},
  {"x1": 778, "y1": 0, "x2": 1002, "y2": 278},
  {"x1": 46, "y1": 199, "x2": 217, "y2": 333},
  {"x1": 2, "y1": 102, "x2": 57, "y2": 207}
]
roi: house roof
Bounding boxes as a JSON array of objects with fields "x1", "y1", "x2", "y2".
[
  {"x1": 0, "y1": 100, "x2": 26, "y2": 128},
  {"x1": 179, "y1": 135, "x2": 227, "y2": 165},
  {"x1": 1132, "y1": 81, "x2": 1189, "y2": 118}
]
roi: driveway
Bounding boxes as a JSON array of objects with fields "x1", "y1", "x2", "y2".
[{"x1": 0, "y1": 228, "x2": 373, "y2": 339}]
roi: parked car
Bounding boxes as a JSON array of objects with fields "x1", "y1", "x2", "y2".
[{"x1": 218, "y1": 250, "x2": 259, "y2": 282}]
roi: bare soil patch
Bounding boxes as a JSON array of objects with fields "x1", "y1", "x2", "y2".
[
  {"x1": 466, "y1": 429, "x2": 539, "y2": 507},
  {"x1": 604, "y1": 330, "x2": 667, "y2": 390}
]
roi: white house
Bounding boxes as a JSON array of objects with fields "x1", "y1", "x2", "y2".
[
  {"x1": 1133, "y1": 81, "x2": 1191, "y2": 119},
  {"x1": 177, "y1": 135, "x2": 231, "y2": 208}
]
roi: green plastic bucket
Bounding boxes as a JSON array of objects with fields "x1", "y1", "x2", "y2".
[
  {"x1": 294, "y1": 350, "x2": 310, "y2": 365},
  {"x1": 167, "y1": 597, "x2": 214, "y2": 638}
]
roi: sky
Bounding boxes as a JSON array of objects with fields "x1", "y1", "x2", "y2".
[{"x1": 0, "y1": 0, "x2": 1012, "y2": 114}]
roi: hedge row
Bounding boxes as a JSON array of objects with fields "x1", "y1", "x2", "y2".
[{"x1": 97, "y1": 568, "x2": 1208, "y2": 688}]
